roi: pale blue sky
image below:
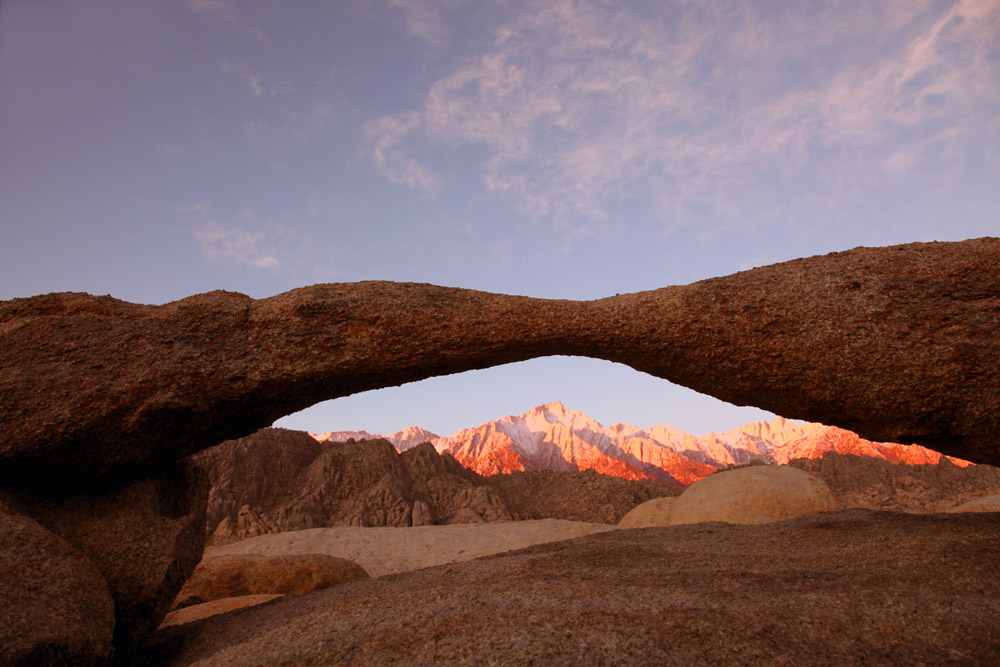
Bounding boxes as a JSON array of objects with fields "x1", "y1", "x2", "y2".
[{"x1": 2, "y1": 0, "x2": 997, "y2": 437}]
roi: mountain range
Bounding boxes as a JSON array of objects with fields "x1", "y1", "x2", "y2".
[{"x1": 312, "y1": 402, "x2": 970, "y2": 487}]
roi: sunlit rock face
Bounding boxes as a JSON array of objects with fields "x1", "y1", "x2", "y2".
[
  {"x1": 327, "y1": 403, "x2": 972, "y2": 488},
  {"x1": 1, "y1": 237, "x2": 998, "y2": 483}
]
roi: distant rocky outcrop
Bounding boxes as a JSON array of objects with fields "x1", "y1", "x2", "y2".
[
  {"x1": 787, "y1": 452, "x2": 1000, "y2": 513},
  {"x1": 487, "y1": 467, "x2": 679, "y2": 524},
  {"x1": 196, "y1": 428, "x2": 676, "y2": 541},
  {"x1": 195, "y1": 429, "x2": 511, "y2": 540}
]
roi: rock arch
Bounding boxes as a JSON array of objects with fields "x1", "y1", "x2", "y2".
[{"x1": 2, "y1": 237, "x2": 998, "y2": 486}]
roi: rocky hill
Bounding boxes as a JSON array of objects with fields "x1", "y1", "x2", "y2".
[
  {"x1": 193, "y1": 428, "x2": 678, "y2": 542},
  {"x1": 788, "y1": 452, "x2": 1000, "y2": 513},
  {"x1": 196, "y1": 425, "x2": 1000, "y2": 545},
  {"x1": 315, "y1": 401, "x2": 971, "y2": 486}
]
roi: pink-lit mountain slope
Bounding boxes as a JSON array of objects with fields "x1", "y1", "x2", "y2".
[{"x1": 313, "y1": 402, "x2": 971, "y2": 487}]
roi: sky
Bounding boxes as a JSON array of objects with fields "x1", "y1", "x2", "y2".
[{"x1": 1, "y1": 0, "x2": 997, "y2": 438}]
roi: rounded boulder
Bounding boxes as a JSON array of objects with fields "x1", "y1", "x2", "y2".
[
  {"x1": 669, "y1": 465, "x2": 841, "y2": 526},
  {"x1": 618, "y1": 497, "x2": 676, "y2": 528},
  {"x1": 173, "y1": 553, "x2": 369, "y2": 609},
  {"x1": 0, "y1": 513, "x2": 115, "y2": 666}
]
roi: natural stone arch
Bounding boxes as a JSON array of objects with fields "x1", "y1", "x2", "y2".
[{"x1": 1, "y1": 237, "x2": 998, "y2": 487}]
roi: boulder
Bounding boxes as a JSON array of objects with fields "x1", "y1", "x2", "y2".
[
  {"x1": 618, "y1": 497, "x2": 676, "y2": 528},
  {"x1": 0, "y1": 512, "x2": 115, "y2": 666},
  {"x1": 2, "y1": 238, "x2": 998, "y2": 483},
  {"x1": 2, "y1": 461, "x2": 209, "y2": 661},
  {"x1": 947, "y1": 495, "x2": 1000, "y2": 513},
  {"x1": 139, "y1": 510, "x2": 1000, "y2": 665},
  {"x1": 172, "y1": 554, "x2": 369, "y2": 609},
  {"x1": 669, "y1": 466, "x2": 841, "y2": 525}
]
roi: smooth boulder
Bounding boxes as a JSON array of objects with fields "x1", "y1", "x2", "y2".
[
  {"x1": 669, "y1": 465, "x2": 841, "y2": 526},
  {"x1": 173, "y1": 554, "x2": 369, "y2": 609},
  {"x1": 618, "y1": 497, "x2": 676, "y2": 528}
]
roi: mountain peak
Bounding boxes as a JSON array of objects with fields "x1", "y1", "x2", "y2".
[
  {"x1": 315, "y1": 404, "x2": 972, "y2": 487},
  {"x1": 537, "y1": 401, "x2": 569, "y2": 415}
]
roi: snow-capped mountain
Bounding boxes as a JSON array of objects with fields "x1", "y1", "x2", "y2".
[
  {"x1": 313, "y1": 425, "x2": 440, "y2": 453},
  {"x1": 313, "y1": 401, "x2": 970, "y2": 486}
]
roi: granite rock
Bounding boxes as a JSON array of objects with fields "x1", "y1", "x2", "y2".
[
  {"x1": 2, "y1": 238, "x2": 997, "y2": 483},
  {"x1": 2, "y1": 461, "x2": 209, "y2": 661},
  {"x1": 0, "y1": 512, "x2": 115, "y2": 666},
  {"x1": 139, "y1": 510, "x2": 1000, "y2": 666},
  {"x1": 668, "y1": 465, "x2": 841, "y2": 525},
  {"x1": 618, "y1": 497, "x2": 676, "y2": 528},
  {"x1": 172, "y1": 554, "x2": 368, "y2": 609}
]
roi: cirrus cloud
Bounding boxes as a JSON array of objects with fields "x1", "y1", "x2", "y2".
[{"x1": 366, "y1": 0, "x2": 1000, "y2": 235}]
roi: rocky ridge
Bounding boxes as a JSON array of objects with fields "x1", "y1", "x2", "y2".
[
  {"x1": 788, "y1": 451, "x2": 1000, "y2": 513},
  {"x1": 196, "y1": 428, "x2": 675, "y2": 542},
  {"x1": 317, "y1": 401, "x2": 970, "y2": 485},
  {"x1": 198, "y1": 426, "x2": 999, "y2": 545}
]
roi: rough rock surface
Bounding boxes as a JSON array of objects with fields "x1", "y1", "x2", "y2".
[
  {"x1": 139, "y1": 510, "x2": 1000, "y2": 666},
  {"x1": 1, "y1": 461, "x2": 209, "y2": 661},
  {"x1": 197, "y1": 430, "x2": 511, "y2": 539},
  {"x1": 0, "y1": 512, "x2": 116, "y2": 666},
  {"x1": 173, "y1": 554, "x2": 368, "y2": 609},
  {"x1": 489, "y1": 467, "x2": 679, "y2": 523},
  {"x1": 202, "y1": 519, "x2": 618, "y2": 578},
  {"x1": 669, "y1": 465, "x2": 841, "y2": 525},
  {"x1": 3, "y1": 238, "x2": 998, "y2": 482},
  {"x1": 788, "y1": 452, "x2": 1000, "y2": 512},
  {"x1": 618, "y1": 497, "x2": 676, "y2": 528},
  {"x1": 198, "y1": 429, "x2": 675, "y2": 542}
]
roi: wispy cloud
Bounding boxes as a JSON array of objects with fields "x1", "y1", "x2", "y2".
[
  {"x1": 187, "y1": 0, "x2": 269, "y2": 44},
  {"x1": 365, "y1": 113, "x2": 442, "y2": 191},
  {"x1": 389, "y1": 0, "x2": 465, "y2": 44},
  {"x1": 193, "y1": 210, "x2": 280, "y2": 269},
  {"x1": 221, "y1": 62, "x2": 293, "y2": 97},
  {"x1": 174, "y1": 201, "x2": 211, "y2": 214},
  {"x1": 366, "y1": 0, "x2": 1000, "y2": 235}
]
